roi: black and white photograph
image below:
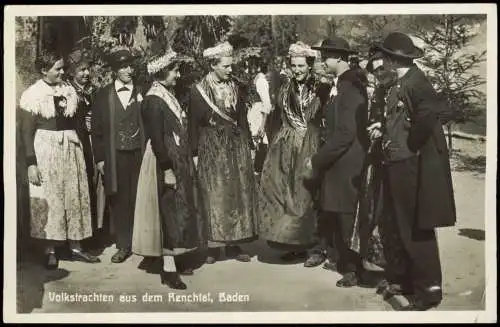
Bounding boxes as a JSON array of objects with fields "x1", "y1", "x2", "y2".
[{"x1": 3, "y1": 4, "x2": 497, "y2": 323}]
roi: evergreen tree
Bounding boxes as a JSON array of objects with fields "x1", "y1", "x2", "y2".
[{"x1": 412, "y1": 15, "x2": 486, "y2": 152}]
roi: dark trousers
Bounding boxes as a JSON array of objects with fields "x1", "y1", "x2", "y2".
[
  {"x1": 381, "y1": 157, "x2": 442, "y2": 301},
  {"x1": 108, "y1": 149, "x2": 142, "y2": 250},
  {"x1": 318, "y1": 211, "x2": 362, "y2": 273}
]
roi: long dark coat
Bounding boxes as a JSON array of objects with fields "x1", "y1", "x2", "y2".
[
  {"x1": 91, "y1": 83, "x2": 146, "y2": 196},
  {"x1": 400, "y1": 65, "x2": 457, "y2": 229},
  {"x1": 311, "y1": 69, "x2": 369, "y2": 214}
]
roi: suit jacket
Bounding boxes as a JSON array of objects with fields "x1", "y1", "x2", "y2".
[
  {"x1": 399, "y1": 65, "x2": 456, "y2": 229},
  {"x1": 91, "y1": 82, "x2": 146, "y2": 195},
  {"x1": 311, "y1": 69, "x2": 369, "y2": 213}
]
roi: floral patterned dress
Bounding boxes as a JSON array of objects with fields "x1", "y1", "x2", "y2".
[{"x1": 20, "y1": 79, "x2": 92, "y2": 241}]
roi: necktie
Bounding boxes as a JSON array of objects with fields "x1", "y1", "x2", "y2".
[{"x1": 117, "y1": 86, "x2": 129, "y2": 92}]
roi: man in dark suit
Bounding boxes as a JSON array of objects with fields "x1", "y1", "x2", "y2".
[
  {"x1": 366, "y1": 32, "x2": 456, "y2": 311},
  {"x1": 305, "y1": 37, "x2": 369, "y2": 287},
  {"x1": 92, "y1": 49, "x2": 145, "y2": 263}
]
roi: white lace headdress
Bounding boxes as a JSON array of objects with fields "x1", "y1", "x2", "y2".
[{"x1": 202, "y1": 42, "x2": 234, "y2": 59}]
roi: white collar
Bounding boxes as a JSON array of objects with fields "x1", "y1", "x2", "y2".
[
  {"x1": 329, "y1": 77, "x2": 339, "y2": 97},
  {"x1": 396, "y1": 67, "x2": 410, "y2": 79},
  {"x1": 115, "y1": 79, "x2": 133, "y2": 90},
  {"x1": 20, "y1": 79, "x2": 78, "y2": 119}
]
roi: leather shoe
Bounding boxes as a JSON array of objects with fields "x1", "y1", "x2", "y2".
[
  {"x1": 111, "y1": 248, "x2": 131, "y2": 263},
  {"x1": 179, "y1": 268, "x2": 194, "y2": 276},
  {"x1": 161, "y1": 272, "x2": 187, "y2": 290},
  {"x1": 304, "y1": 253, "x2": 326, "y2": 267},
  {"x1": 235, "y1": 253, "x2": 251, "y2": 262},
  {"x1": 323, "y1": 261, "x2": 350, "y2": 274},
  {"x1": 139, "y1": 257, "x2": 159, "y2": 273},
  {"x1": 45, "y1": 253, "x2": 59, "y2": 270},
  {"x1": 205, "y1": 256, "x2": 216, "y2": 264},
  {"x1": 336, "y1": 272, "x2": 359, "y2": 288},
  {"x1": 322, "y1": 261, "x2": 338, "y2": 271},
  {"x1": 72, "y1": 249, "x2": 101, "y2": 263},
  {"x1": 226, "y1": 246, "x2": 251, "y2": 262},
  {"x1": 382, "y1": 283, "x2": 414, "y2": 300},
  {"x1": 376, "y1": 279, "x2": 390, "y2": 294},
  {"x1": 281, "y1": 251, "x2": 307, "y2": 261}
]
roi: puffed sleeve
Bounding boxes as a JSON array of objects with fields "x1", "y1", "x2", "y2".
[
  {"x1": 255, "y1": 74, "x2": 273, "y2": 114},
  {"x1": 141, "y1": 95, "x2": 173, "y2": 171},
  {"x1": 19, "y1": 91, "x2": 38, "y2": 167}
]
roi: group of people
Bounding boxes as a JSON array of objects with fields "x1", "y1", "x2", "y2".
[{"x1": 19, "y1": 31, "x2": 456, "y2": 311}]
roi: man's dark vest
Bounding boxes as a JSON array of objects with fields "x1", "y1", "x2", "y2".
[
  {"x1": 113, "y1": 90, "x2": 142, "y2": 151},
  {"x1": 382, "y1": 85, "x2": 415, "y2": 162}
]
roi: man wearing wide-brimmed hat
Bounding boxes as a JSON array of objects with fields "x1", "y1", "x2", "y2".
[
  {"x1": 92, "y1": 48, "x2": 146, "y2": 264},
  {"x1": 304, "y1": 36, "x2": 370, "y2": 287},
  {"x1": 365, "y1": 32, "x2": 456, "y2": 310}
]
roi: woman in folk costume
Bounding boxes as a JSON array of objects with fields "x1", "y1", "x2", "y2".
[
  {"x1": 132, "y1": 46, "x2": 203, "y2": 289},
  {"x1": 237, "y1": 47, "x2": 274, "y2": 173},
  {"x1": 20, "y1": 50, "x2": 99, "y2": 269},
  {"x1": 258, "y1": 42, "x2": 327, "y2": 265},
  {"x1": 188, "y1": 42, "x2": 258, "y2": 264},
  {"x1": 66, "y1": 48, "x2": 100, "y2": 236}
]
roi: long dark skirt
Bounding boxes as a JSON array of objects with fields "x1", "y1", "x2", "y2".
[
  {"x1": 197, "y1": 124, "x2": 258, "y2": 243},
  {"x1": 258, "y1": 125, "x2": 321, "y2": 251},
  {"x1": 132, "y1": 140, "x2": 202, "y2": 257}
]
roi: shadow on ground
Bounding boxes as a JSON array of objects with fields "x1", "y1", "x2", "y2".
[
  {"x1": 458, "y1": 228, "x2": 485, "y2": 241},
  {"x1": 244, "y1": 239, "x2": 313, "y2": 265},
  {"x1": 17, "y1": 249, "x2": 71, "y2": 313}
]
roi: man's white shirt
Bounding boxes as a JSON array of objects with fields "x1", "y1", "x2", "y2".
[
  {"x1": 115, "y1": 79, "x2": 133, "y2": 109},
  {"x1": 329, "y1": 76, "x2": 339, "y2": 98}
]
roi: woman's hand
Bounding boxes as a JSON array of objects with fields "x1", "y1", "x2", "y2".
[
  {"x1": 256, "y1": 122, "x2": 266, "y2": 140},
  {"x1": 164, "y1": 169, "x2": 177, "y2": 189},
  {"x1": 96, "y1": 161, "x2": 105, "y2": 176},
  {"x1": 28, "y1": 165, "x2": 42, "y2": 186},
  {"x1": 305, "y1": 157, "x2": 313, "y2": 171},
  {"x1": 367, "y1": 122, "x2": 383, "y2": 141},
  {"x1": 302, "y1": 158, "x2": 314, "y2": 180}
]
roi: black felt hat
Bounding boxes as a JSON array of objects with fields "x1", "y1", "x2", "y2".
[
  {"x1": 109, "y1": 49, "x2": 135, "y2": 70},
  {"x1": 311, "y1": 36, "x2": 357, "y2": 54},
  {"x1": 373, "y1": 32, "x2": 424, "y2": 59}
]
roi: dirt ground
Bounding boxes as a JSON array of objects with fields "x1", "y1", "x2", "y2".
[{"x1": 13, "y1": 138, "x2": 490, "y2": 319}]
